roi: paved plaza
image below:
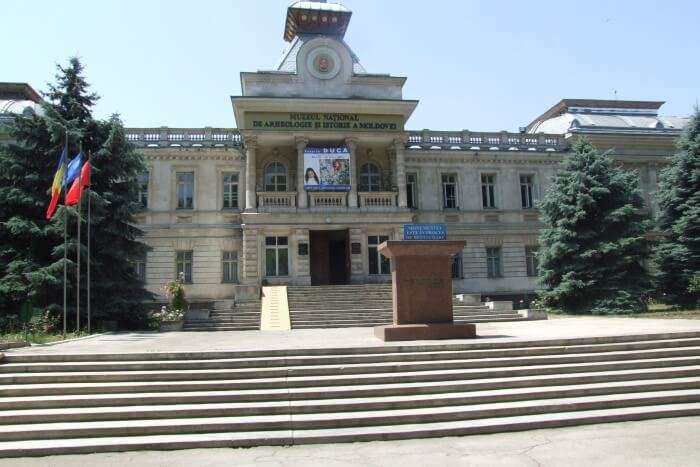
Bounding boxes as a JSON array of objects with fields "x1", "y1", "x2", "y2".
[
  {"x1": 7, "y1": 317, "x2": 700, "y2": 355},
  {"x1": 1, "y1": 416, "x2": 698, "y2": 467}
]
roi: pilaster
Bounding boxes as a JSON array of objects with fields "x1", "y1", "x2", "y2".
[
  {"x1": 394, "y1": 138, "x2": 408, "y2": 208},
  {"x1": 346, "y1": 137, "x2": 359, "y2": 208},
  {"x1": 244, "y1": 136, "x2": 257, "y2": 210},
  {"x1": 295, "y1": 137, "x2": 309, "y2": 208}
]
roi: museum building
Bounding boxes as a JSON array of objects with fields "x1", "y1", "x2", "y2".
[{"x1": 2, "y1": 1, "x2": 688, "y2": 304}]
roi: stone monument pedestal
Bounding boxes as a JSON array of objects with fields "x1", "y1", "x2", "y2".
[{"x1": 373, "y1": 240, "x2": 477, "y2": 341}]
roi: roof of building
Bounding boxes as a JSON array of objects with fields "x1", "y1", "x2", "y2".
[
  {"x1": 526, "y1": 98, "x2": 688, "y2": 135},
  {"x1": 0, "y1": 83, "x2": 42, "y2": 122},
  {"x1": 284, "y1": 1, "x2": 352, "y2": 42}
]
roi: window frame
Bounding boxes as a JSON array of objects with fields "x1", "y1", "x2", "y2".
[
  {"x1": 520, "y1": 174, "x2": 535, "y2": 209},
  {"x1": 176, "y1": 250, "x2": 193, "y2": 283},
  {"x1": 368, "y1": 235, "x2": 390, "y2": 275},
  {"x1": 222, "y1": 172, "x2": 239, "y2": 210},
  {"x1": 264, "y1": 236, "x2": 289, "y2": 277},
  {"x1": 481, "y1": 173, "x2": 497, "y2": 209},
  {"x1": 222, "y1": 250, "x2": 239, "y2": 283},
  {"x1": 451, "y1": 253, "x2": 463, "y2": 279},
  {"x1": 441, "y1": 173, "x2": 458, "y2": 210},
  {"x1": 406, "y1": 172, "x2": 418, "y2": 209},
  {"x1": 137, "y1": 171, "x2": 149, "y2": 209},
  {"x1": 486, "y1": 247, "x2": 502, "y2": 278},
  {"x1": 264, "y1": 162, "x2": 288, "y2": 192},
  {"x1": 359, "y1": 162, "x2": 382, "y2": 192},
  {"x1": 525, "y1": 246, "x2": 539, "y2": 277},
  {"x1": 176, "y1": 171, "x2": 195, "y2": 210}
]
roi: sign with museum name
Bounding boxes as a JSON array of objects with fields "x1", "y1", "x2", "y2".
[
  {"x1": 403, "y1": 223, "x2": 447, "y2": 241},
  {"x1": 247, "y1": 112, "x2": 404, "y2": 132}
]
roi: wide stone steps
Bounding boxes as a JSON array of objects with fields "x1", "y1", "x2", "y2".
[
  {"x1": 287, "y1": 284, "x2": 526, "y2": 328},
  {"x1": 0, "y1": 332, "x2": 700, "y2": 456},
  {"x1": 183, "y1": 300, "x2": 261, "y2": 332}
]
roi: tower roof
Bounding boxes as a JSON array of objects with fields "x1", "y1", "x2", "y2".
[{"x1": 284, "y1": 1, "x2": 352, "y2": 42}]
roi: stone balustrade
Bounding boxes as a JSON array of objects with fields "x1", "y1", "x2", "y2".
[
  {"x1": 358, "y1": 191, "x2": 396, "y2": 208},
  {"x1": 406, "y1": 130, "x2": 565, "y2": 152},
  {"x1": 123, "y1": 127, "x2": 566, "y2": 153},
  {"x1": 309, "y1": 192, "x2": 347, "y2": 208},
  {"x1": 257, "y1": 192, "x2": 297, "y2": 209},
  {"x1": 125, "y1": 128, "x2": 242, "y2": 148}
]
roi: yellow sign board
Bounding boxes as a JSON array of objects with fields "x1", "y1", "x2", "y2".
[{"x1": 246, "y1": 112, "x2": 404, "y2": 132}]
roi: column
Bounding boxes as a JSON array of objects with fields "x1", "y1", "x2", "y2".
[
  {"x1": 242, "y1": 228, "x2": 259, "y2": 283},
  {"x1": 394, "y1": 139, "x2": 408, "y2": 208},
  {"x1": 295, "y1": 137, "x2": 308, "y2": 208},
  {"x1": 244, "y1": 136, "x2": 257, "y2": 210},
  {"x1": 346, "y1": 138, "x2": 358, "y2": 208}
]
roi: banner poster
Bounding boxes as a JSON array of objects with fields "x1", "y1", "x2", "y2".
[{"x1": 303, "y1": 146, "x2": 351, "y2": 192}]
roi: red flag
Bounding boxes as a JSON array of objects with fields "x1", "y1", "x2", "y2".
[{"x1": 65, "y1": 162, "x2": 91, "y2": 206}]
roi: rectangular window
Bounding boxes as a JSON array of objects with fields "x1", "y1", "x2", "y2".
[
  {"x1": 176, "y1": 172, "x2": 194, "y2": 209},
  {"x1": 486, "y1": 247, "x2": 502, "y2": 278},
  {"x1": 137, "y1": 172, "x2": 149, "y2": 209},
  {"x1": 481, "y1": 174, "x2": 496, "y2": 209},
  {"x1": 406, "y1": 173, "x2": 418, "y2": 209},
  {"x1": 520, "y1": 174, "x2": 535, "y2": 209},
  {"x1": 176, "y1": 250, "x2": 193, "y2": 283},
  {"x1": 451, "y1": 253, "x2": 463, "y2": 279},
  {"x1": 265, "y1": 236, "x2": 289, "y2": 277},
  {"x1": 133, "y1": 256, "x2": 146, "y2": 283},
  {"x1": 525, "y1": 246, "x2": 539, "y2": 277},
  {"x1": 442, "y1": 174, "x2": 457, "y2": 209},
  {"x1": 222, "y1": 251, "x2": 239, "y2": 283},
  {"x1": 368, "y1": 235, "x2": 390, "y2": 275},
  {"x1": 222, "y1": 172, "x2": 239, "y2": 209}
]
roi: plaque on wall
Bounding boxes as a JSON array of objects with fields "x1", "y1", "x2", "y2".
[
  {"x1": 298, "y1": 243, "x2": 309, "y2": 256},
  {"x1": 351, "y1": 242, "x2": 361, "y2": 255}
]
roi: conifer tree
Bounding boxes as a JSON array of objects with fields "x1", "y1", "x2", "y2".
[
  {"x1": 538, "y1": 138, "x2": 652, "y2": 314},
  {"x1": 653, "y1": 107, "x2": 700, "y2": 307},
  {"x1": 0, "y1": 58, "x2": 150, "y2": 329}
]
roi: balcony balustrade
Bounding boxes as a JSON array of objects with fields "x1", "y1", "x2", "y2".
[
  {"x1": 358, "y1": 192, "x2": 397, "y2": 209},
  {"x1": 257, "y1": 192, "x2": 297, "y2": 210},
  {"x1": 309, "y1": 192, "x2": 347, "y2": 208}
]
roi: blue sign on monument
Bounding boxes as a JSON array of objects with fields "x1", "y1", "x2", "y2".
[{"x1": 403, "y1": 223, "x2": 447, "y2": 241}]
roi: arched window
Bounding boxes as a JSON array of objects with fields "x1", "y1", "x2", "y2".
[
  {"x1": 264, "y1": 162, "x2": 287, "y2": 192},
  {"x1": 359, "y1": 163, "x2": 381, "y2": 192}
]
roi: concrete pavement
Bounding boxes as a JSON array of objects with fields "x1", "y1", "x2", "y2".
[
  {"x1": 6, "y1": 317, "x2": 700, "y2": 355},
  {"x1": 1, "y1": 416, "x2": 697, "y2": 466}
]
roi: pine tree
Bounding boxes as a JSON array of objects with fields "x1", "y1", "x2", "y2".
[
  {"x1": 537, "y1": 138, "x2": 652, "y2": 314},
  {"x1": 0, "y1": 58, "x2": 150, "y2": 329},
  {"x1": 654, "y1": 107, "x2": 700, "y2": 307}
]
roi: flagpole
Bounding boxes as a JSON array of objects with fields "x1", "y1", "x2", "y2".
[
  {"x1": 63, "y1": 129, "x2": 68, "y2": 337},
  {"x1": 76, "y1": 149, "x2": 82, "y2": 334},
  {"x1": 87, "y1": 151, "x2": 91, "y2": 334}
]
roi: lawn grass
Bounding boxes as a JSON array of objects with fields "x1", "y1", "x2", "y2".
[
  {"x1": 0, "y1": 331, "x2": 88, "y2": 345},
  {"x1": 548, "y1": 303, "x2": 700, "y2": 320}
]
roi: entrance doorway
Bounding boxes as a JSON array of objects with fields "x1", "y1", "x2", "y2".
[{"x1": 310, "y1": 229, "x2": 350, "y2": 285}]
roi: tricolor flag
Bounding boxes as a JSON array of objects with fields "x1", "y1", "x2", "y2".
[
  {"x1": 63, "y1": 152, "x2": 84, "y2": 188},
  {"x1": 65, "y1": 161, "x2": 91, "y2": 206},
  {"x1": 45, "y1": 146, "x2": 68, "y2": 220}
]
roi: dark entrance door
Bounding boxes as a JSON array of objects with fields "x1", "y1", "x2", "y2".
[{"x1": 310, "y1": 229, "x2": 350, "y2": 285}]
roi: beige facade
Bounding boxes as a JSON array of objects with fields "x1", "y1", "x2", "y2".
[{"x1": 125, "y1": 1, "x2": 686, "y2": 303}]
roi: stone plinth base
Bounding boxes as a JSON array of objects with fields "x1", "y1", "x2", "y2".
[{"x1": 374, "y1": 323, "x2": 477, "y2": 341}]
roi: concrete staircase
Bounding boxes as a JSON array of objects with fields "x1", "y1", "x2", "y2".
[
  {"x1": 1, "y1": 331, "x2": 700, "y2": 456},
  {"x1": 183, "y1": 299, "x2": 261, "y2": 332},
  {"x1": 288, "y1": 284, "x2": 393, "y2": 328},
  {"x1": 287, "y1": 284, "x2": 528, "y2": 329},
  {"x1": 452, "y1": 299, "x2": 526, "y2": 323}
]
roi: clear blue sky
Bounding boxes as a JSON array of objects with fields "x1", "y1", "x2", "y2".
[{"x1": 3, "y1": 0, "x2": 698, "y2": 131}]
